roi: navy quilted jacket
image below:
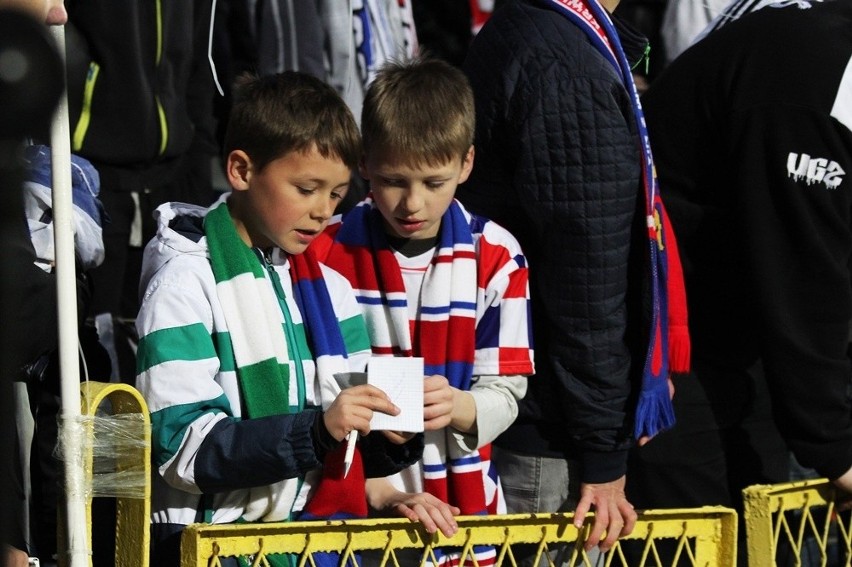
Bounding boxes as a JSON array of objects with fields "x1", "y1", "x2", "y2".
[{"x1": 459, "y1": 0, "x2": 650, "y2": 483}]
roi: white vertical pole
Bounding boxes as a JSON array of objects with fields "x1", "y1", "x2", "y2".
[{"x1": 49, "y1": 24, "x2": 90, "y2": 567}]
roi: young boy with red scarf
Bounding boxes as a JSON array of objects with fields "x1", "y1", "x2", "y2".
[{"x1": 312, "y1": 55, "x2": 535, "y2": 566}]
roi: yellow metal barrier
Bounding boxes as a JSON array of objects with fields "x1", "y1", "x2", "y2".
[
  {"x1": 743, "y1": 478, "x2": 852, "y2": 566},
  {"x1": 56, "y1": 381, "x2": 739, "y2": 567},
  {"x1": 57, "y1": 381, "x2": 152, "y2": 567},
  {"x1": 180, "y1": 507, "x2": 737, "y2": 566}
]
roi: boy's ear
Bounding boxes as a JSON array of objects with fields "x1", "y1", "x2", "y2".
[
  {"x1": 458, "y1": 145, "x2": 475, "y2": 184},
  {"x1": 226, "y1": 150, "x2": 252, "y2": 191},
  {"x1": 358, "y1": 157, "x2": 369, "y2": 181}
]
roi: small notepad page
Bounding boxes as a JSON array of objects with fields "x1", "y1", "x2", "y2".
[{"x1": 368, "y1": 357, "x2": 424, "y2": 432}]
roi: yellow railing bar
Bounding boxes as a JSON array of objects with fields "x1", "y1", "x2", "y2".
[
  {"x1": 79, "y1": 381, "x2": 151, "y2": 567},
  {"x1": 181, "y1": 507, "x2": 737, "y2": 567},
  {"x1": 743, "y1": 477, "x2": 852, "y2": 567}
]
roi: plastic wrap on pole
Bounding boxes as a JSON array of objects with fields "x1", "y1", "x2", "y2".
[
  {"x1": 49, "y1": 24, "x2": 91, "y2": 567},
  {"x1": 55, "y1": 412, "x2": 150, "y2": 499}
]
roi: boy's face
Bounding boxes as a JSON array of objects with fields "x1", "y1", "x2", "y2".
[
  {"x1": 361, "y1": 146, "x2": 474, "y2": 240},
  {"x1": 226, "y1": 144, "x2": 350, "y2": 254}
]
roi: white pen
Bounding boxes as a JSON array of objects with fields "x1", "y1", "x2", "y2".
[{"x1": 343, "y1": 430, "x2": 358, "y2": 478}]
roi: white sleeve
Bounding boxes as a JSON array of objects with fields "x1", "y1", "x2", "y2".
[{"x1": 451, "y1": 374, "x2": 528, "y2": 452}]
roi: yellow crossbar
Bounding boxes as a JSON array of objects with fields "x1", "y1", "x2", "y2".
[
  {"x1": 181, "y1": 508, "x2": 737, "y2": 567},
  {"x1": 743, "y1": 478, "x2": 852, "y2": 567}
]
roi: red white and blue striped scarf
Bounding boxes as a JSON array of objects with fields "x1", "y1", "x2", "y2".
[
  {"x1": 322, "y1": 197, "x2": 498, "y2": 565},
  {"x1": 542, "y1": 0, "x2": 691, "y2": 440}
]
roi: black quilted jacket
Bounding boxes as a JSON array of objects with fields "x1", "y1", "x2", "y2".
[{"x1": 459, "y1": 0, "x2": 650, "y2": 483}]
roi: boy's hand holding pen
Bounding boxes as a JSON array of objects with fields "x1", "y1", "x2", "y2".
[
  {"x1": 331, "y1": 359, "x2": 425, "y2": 477},
  {"x1": 322, "y1": 384, "x2": 400, "y2": 476},
  {"x1": 322, "y1": 384, "x2": 400, "y2": 442}
]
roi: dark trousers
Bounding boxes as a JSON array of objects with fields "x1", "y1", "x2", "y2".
[
  {"x1": 625, "y1": 359, "x2": 790, "y2": 564},
  {"x1": 87, "y1": 188, "x2": 159, "y2": 319}
]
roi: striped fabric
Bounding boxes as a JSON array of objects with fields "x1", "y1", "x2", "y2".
[
  {"x1": 695, "y1": 0, "x2": 822, "y2": 42},
  {"x1": 205, "y1": 202, "x2": 308, "y2": 419},
  {"x1": 136, "y1": 200, "x2": 372, "y2": 533},
  {"x1": 319, "y1": 197, "x2": 533, "y2": 566},
  {"x1": 208, "y1": 200, "x2": 373, "y2": 526}
]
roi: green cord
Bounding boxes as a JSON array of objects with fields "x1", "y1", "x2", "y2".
[{"x1": 631, "y1": 42, "x2": 651, "y2": 75}]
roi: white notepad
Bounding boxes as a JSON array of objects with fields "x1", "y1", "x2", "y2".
[{"x1": 367, "y1": 357, "x2": 424, "y2": 432}]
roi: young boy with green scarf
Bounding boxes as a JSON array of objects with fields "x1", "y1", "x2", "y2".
[{"x1": 135, "y1": 71, "x2": 442, "y2": 566}]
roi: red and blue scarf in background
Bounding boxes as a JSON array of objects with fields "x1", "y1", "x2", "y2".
[{"x1": 542, "y1": 0, "x2": 691, "y2": 440}]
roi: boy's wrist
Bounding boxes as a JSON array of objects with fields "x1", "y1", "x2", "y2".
[
  {"x1": 448, "y1": 388, "x2": 476, "y2": 433},
  {"x1": 311, "y1": 411, "x2": 341, "y2": 457},
  {"x1": 365, "y1": 478, "x2": 396, "y2": 510}
]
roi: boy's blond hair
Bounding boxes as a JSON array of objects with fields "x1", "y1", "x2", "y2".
[
  {"x1": 223, "y1": 71, "x2": 361, "y2": 172},
  {"x1": 361, "y1": 55, "x2": 474, "y2": 167}
]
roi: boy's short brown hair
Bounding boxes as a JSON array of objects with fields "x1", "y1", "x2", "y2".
[
  {"x1": 361, "y1": 55, "x2": 474, "y2": 167},
  {"x1": 223, "y1": 71, "x2": 361, "y2": 172}
]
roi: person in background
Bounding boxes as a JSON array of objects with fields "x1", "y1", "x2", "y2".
[
  {"x1": 658, "y1": 0, "x2": 729, "y2": 63},
  {"x1": 0, "y1": 2, "x2": 65, "y2": 566},
  {"x1": 459, "y1": 0, "x2": 691, "y2": 560},
  {"x1": 626, "y1": 0, "x2": 852, "y2": 560},
  {"x1": 64, "y1": 0, "x2": 219, "y2": 382},
  {"x1": 0, "y1": 0, "x2": 62, "y2": 22}
]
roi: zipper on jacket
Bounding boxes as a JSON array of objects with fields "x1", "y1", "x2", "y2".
[
  {"x1": 259, "y1": 250, "x2": 323, "y2": 524},
  {"x1": 71, "y1": 62, "x2": 100, "y2": 152},
  {"x1": 155, "y1": 96, "x2": 168, "y2": 155},
  {"x1": 155, "y1": 0, "x2": 168, "y2": 155},
  {"x1": 255, "y1": 249, "x2": 307, "y2": 411},
  {"x1": 155, "y1": 0, "x2": 163, "y2": 64}
]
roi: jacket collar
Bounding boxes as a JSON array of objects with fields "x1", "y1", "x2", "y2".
[{"x1": 611, "y1": 9, "x2": 650, "y2": 71}]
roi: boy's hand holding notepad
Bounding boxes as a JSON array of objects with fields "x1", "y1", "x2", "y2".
[
  {"x1": 365, "y1": 357, "x2": 425, "y2": 432},
  {"x1": 334, "y1": 357, "x2": 425, "y2": 477}
]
